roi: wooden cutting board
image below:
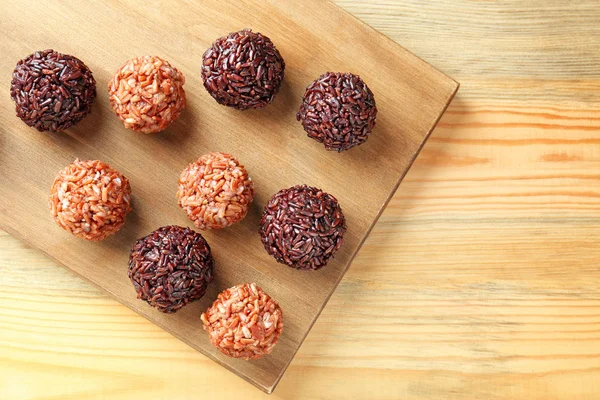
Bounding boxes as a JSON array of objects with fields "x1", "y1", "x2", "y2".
[{"x1": 0, "y1": 0, "x2": 458, "y2": 393}]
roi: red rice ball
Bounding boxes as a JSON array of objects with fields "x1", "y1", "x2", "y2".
[
  {"x1": 129, "y1": 225, "x2": 214, "y2": 313},
  {"x1": 108, "y1": 55, "x2": 186, "y2": 133},
  {"x1": 259, "y1": 185, "x2": 346, "y2": 270},
  {"x1": 177, "y1": 152, "x2": 254, "y2": 230},
  {"x1": 201, "y1": 29, "x2": 285, "y2": 110},
  {"x1": 49, "y1": 159, "x2": 132, "y2": 241},
  {"x1": 10, "y1": 49, "x2": 96, "y2": 132},
  {"x1": 297, "y1": 72, "x2": 377, "y2": 151},
  {"x1": 201, "y1": 283, "x2": 283, "y2": 360}
]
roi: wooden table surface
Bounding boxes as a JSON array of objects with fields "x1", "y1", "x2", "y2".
[{"x1": 1, "y1": 1, "x2": 599, "y2": 399}]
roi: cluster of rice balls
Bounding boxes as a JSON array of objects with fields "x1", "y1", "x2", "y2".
[
  {"x1": 11, "y1": 29, "x2": 377, "y2": 149},
  {"x1": 12, "y1": 28, "x2": 371, "y2": 360}
]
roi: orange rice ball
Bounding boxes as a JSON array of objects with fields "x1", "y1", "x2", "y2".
[
  {"x1": 201, "y1": 283, "x2": 283, "y2": 360},
  {"x1": 49, "y1": 159, "x2": 132, "y2": 241},
  {"x1": 177, "y1": 152, "x2": 254, "y2": 230},
  {"x1": 108, "y1": 55, "x2": 186, "y2": 133}
]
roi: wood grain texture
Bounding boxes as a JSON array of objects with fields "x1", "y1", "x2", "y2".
[
  {"x1": 2, "y1": 0, "x2": 600, "y2": 399},
  {"x1": 0, "y1": 0, "x2": 458, "y2": 394}
]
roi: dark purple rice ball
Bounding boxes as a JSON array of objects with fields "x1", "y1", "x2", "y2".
[
  {"x1": 128, "y1": 225, "x2": 214, "y2": 313},
  {"x1": 259, "y1": 185, "x2": 346, "y2": 271},
  {"x1": 297, "y1": 72, "x2": 377, "y2": 152},
  {"x1": 201, "y1": 29, "x2": 285, "y2": 110},
  {"x1": 10, "y1": 49, "x2": 97, "y2": 132}
]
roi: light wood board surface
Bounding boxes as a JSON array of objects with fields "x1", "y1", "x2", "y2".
[
  {"x1": 0, "y1": 0, "x2": 458, "y2": 395},
  {"x1": 1, "y1": 0, "x2": 599, "y2": 399}
]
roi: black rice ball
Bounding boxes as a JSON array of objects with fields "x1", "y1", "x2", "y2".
[
  {"x1": 297, "y1": 72, "x2": 377, "y2": 152},
  {"x1": 10, "y1": 49, "x2": 96, "y2": 132},
  {"x1": 201, "y1": 29, "x2": 285, "y2": 110},
  {"x1": 128, "y1": 226, "x2": 214, "y2": 313},
  {"x1": 259, "y1": 185, "x2": 346, "y2": 271}
]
